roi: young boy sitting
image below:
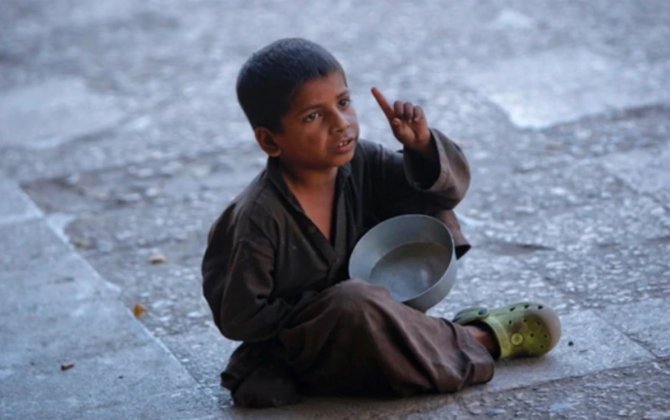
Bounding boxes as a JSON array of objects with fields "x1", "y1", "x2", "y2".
[{"x1": 202, "y1": 38, "x2": 561, "y2": 408}]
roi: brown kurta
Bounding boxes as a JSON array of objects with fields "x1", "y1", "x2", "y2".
[{"x1": 202, "y1": 129, "x2": 494, "y2": 406}]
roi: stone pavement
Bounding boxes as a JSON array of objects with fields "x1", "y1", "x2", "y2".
[{"x1": 1, "y1": 1, "x2": 669, "y2": 418}]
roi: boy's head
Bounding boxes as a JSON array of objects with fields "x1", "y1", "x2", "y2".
[{"x1": 236, "y1": 38, "x2": 346, "y2": 133}]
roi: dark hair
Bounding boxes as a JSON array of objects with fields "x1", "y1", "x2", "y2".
[{"x1": 236, "y1": 38, "x2": 345, "y2": 132}]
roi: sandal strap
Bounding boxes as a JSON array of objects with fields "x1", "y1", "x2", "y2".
[{"x1": 452, "y1": 307, "x2": 489, "y2": 325}]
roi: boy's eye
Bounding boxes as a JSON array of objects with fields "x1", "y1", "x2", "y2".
[
  {"x1": 338, "y1": 98, "x2": 351, "y2": 108},
  {"x1": 303, "y1": 111, "x2": 321, "y2": 122}
]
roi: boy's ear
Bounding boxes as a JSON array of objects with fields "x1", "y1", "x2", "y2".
[{"x1": 254, "y1": 127, "x2": 282, "y2": 157}]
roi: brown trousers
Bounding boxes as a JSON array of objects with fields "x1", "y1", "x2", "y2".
[{"x1": 221, "y1": 279, "x2": 494, "y2": 407}]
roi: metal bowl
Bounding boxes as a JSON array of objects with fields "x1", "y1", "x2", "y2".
[{"x1": 349, "y1": 214, "x2": 457, "y2": 312}]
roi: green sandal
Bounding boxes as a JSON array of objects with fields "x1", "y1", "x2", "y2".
[{"x1": 453, "y1": 302, "x2": 561, "y2": 359}]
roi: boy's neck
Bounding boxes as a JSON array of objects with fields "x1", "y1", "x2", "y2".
[
  {"x1": 280, "y1": 165, "x2": 339, "y2": 193},
  {"x1": 280, "y1": 165, "x2": 339, "y2": 242}
]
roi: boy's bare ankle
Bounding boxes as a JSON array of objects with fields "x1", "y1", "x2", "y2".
[{"x1": 464, "y1": 325, "x2": 500, "y2": 358}]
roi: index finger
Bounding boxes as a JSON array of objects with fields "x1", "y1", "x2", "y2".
[{"x1": 371, "y1": 87, "x2": 395, "y2": 121}]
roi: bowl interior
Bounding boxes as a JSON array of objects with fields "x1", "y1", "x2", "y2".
[{"x1": 349, "y1": 215, "x2": 455, "y2": 302}]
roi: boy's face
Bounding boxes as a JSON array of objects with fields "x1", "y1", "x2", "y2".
[{"x1": 270, "y1": 71, "x2": 359, "y2": 173}]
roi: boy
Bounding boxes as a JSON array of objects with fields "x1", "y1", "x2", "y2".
[{"x1": 202, "y1": 38, "x2": 560, "y2": 408}]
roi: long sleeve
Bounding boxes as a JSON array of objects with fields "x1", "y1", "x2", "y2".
[
  {"x1": 202, "y1": 206, "x2": 316, "y2": 342},
  {"x1": 404, "y1": 128, "x2": 471, "y2": 202},
  {"x1": 358, "y1": 128, "x2": 471, "y2": 221}
]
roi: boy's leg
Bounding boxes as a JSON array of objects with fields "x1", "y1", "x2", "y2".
[{"x1": 277, "y1": 279, "x2": 495, "y2": 397}]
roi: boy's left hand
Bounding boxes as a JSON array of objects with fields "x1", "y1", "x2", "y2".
[{"x1": 371, "y1": 87, "x2": 433, "y2": 157}]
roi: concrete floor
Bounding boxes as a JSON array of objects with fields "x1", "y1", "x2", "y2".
[{"x1": 1, "y1": 1, "x2": 669, "y2": 418}]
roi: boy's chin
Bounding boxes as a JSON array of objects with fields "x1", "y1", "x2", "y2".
[{"x1": 334, "y1": 149, "x2": 356, "y2": 166}]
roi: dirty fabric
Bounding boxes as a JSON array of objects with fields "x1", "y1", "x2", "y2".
[{"x1": 202, "y1": 129, "x2": 493, "y2": 405}]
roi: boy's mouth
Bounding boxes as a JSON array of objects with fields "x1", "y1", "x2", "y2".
[{"x1": 334, "y1": 137, "x2": 355, "y2": 152}]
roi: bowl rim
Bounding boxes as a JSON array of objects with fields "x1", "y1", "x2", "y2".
[{"x1": 348, "y1": 214, "x2": 457, "y2": 307}]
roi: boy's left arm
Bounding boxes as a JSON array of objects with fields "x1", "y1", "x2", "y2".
[
  {"x1": 371, "y1": 87, "x2": 471, "y2": 256},
  {"x1": 371, "y1": 87, "x2": 470, "y2": 203},
  {"x1": 403, "y1": 128, "x2": 471, "y2": 202},
  {"x1": 403, "y1": 129, "x2": 473, "y2": 257}
]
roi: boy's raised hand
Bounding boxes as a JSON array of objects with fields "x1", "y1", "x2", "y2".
[{"x1": 371, "y1": 87, "x2": 433, "y2": 156}]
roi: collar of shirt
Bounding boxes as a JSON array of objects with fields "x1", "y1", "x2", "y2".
[
  {"x1": 264, "y1": 156, "x2": 353, "y2": 278},
  {"x1": 264, "y1": 156, "x2": 352, "y2": 213}
]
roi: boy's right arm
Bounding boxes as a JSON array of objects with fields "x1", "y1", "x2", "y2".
[{"x1": 202, "y1": 217, "x2": 316, "y2": 343}]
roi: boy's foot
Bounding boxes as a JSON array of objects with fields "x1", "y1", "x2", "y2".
[{"x1": 453, "y1": 302, "x2": 561, "y2": 359}]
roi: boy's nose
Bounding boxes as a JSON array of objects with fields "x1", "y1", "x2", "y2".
[{"x1": 332, "y1": 110, "x2": 352, "y2": 132}]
